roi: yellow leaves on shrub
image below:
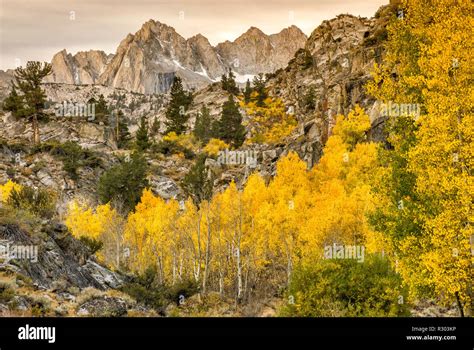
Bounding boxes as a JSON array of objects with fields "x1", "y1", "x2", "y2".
[
  {"x1": 163, "y1": 132, "x2": 198, "y2": 151},
  {"x1": 203, "y1": 138, "x2": 229, "y2": 156},
  {"x1": 0, "y1": 180, "x2": 22, "y2": 203}
]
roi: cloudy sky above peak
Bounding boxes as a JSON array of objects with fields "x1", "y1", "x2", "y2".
[{"x1": 0, "y1": 0, "x2": 388, "y2": 70}]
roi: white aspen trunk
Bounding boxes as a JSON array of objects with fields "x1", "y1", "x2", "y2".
[
  {"x1": 158, "y1": 255, "x2": 164, "y2": 284},
  {"x1": 196, "y1": 213, "x2": 202, "y2": 282},
  {"x1": 202, "y1": 208, "x2": 212, "y2": 294},
  {"x1": 179, "y1": 254, "x2": 183, "y2": 281},
  {"x1": 244, "y1": 257, "x2": 250, "y2": 299},
  {"x1": 219, "y1": 269, "x2": 224, "y2": 296},
  {"x1": 236, "y1": 247, "x2": 242, "y2": 301},
  {"x1": 236, "y1": 196, "x2": 244, "y2": 302}
]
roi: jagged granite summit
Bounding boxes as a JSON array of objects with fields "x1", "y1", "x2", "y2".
[
  {"x1": 1, "y1": 20, "x2": 307, "y2": 94},
  {"x1": 44, "y1": 50, "x2": 113, "y2": 85},
  {"x1": 98, "y1": 20, "x2": 307, "y2": 93}
]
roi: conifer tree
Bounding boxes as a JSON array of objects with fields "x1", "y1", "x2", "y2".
[
  {"x1": 194, "y1": 105, "x2": 213, "y2": 143},
  {"x1": 221, "y1": 69, "x2": 239, "y2": 95},
  {"x1": 116, "y1": 110, "x2": 131, "y2": 149},
  {"x1": 243, "y1": 79, "x2": 253, "y2": 104},
  {"x1": 252, "y1": 73, "x2": 267, "y2": 107},
  {"x1": 12, "y1": 61, "x2": 52, "y2": 144},
  {"x1": 150, "y1": 117, "x2": 160, "y2": 136},
  {"x1": 95, "y1": 94, "x2": 109, "y2": 123},
  {"x1": 165, "y1": 77, "x2": 193, "y2": 135},
  {"x1": 2, "y1": 86, "x2": 26, "y2": 118},
  {"x1": 98, "y1": 152, "x2": 149, "y2": 213},
  {"x1": 221, "y1": 73, "x2": 229, "y2": 91},
  {"x1": 136, "y1": 116, "x2": 150, "y2": 152},
  {"x1": 216, "y1": 95, "x2": 246, "y2": 147},
  {"x1": 182, "y1": 154, "x2": 214, "y2": 206},
  {"x1": 226, "y1": 70, "x2": 239, "y2": 95}
]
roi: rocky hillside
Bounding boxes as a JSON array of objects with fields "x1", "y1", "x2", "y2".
[
  {"x1": 0, "y1": 209, "x2": 142, "y2": 317},
  {"x1": 264, "y1": 8, "x2": 393, "y2": 168},
  {"x1": 0, "y1": 208, "x2": 284, "y2": 317}
]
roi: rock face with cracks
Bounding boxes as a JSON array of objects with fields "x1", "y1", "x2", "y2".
[{"x1": 0, "y1": 222, "x2": 124, "y2": 291}]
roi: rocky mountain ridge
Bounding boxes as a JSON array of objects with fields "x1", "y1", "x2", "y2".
[{"x1": 0, "y1": 21, "x2": 307, "y2": 94}]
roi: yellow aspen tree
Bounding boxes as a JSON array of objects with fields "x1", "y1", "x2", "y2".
[
  {"x1": 268, "y1": 152, "x2": 311, "y2": 282},
  {"x1": 367, "y1": 0, "x2": 473, "y2": 315}
]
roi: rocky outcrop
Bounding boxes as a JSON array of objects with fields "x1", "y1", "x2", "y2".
[
  {"x1": 44, "y1": 49, "x2": 112, "y2": 85},
  {"x1": 216, "y1": 25, "x2": 307, "y2": 80},
  {"x1": 0, "y1": 222, "x2": 125, "y2": 290},
  {"x1": 149, "y1": 175, "x2": 181, "y2": 200},
  {"x1": 77, "y1": 295, "x2": 129, "y2": 317},
  {"x1": 265, "y1": 6, "x2": 395, "y2": 168}
]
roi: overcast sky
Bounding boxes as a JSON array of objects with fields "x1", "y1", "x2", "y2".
[{"x1": 0, "y1": 0, "x2": 388, "y2": 70}]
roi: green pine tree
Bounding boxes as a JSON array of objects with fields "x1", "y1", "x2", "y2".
[
  {"x1": 2, "y1": 86, "x2": 26, "y2": 118},
  {"x1": 95, "y1": 94, "x2": 109, "y2": 124},
  {"x1": 150, "y1": 117, "x2": 160, "y2": 136},
  {"x1": 12, "y1": 61, "x2": 52, "y2": 144},
  {"x1": 165, "y1": 77, "x2": 193, "y2": 135},
  {"x1": 226, "y1": 70, "x2": 239, "y2": 95},
  {"x1": 221, "y1": 73, "x2": 229, "y2": 91},
  {"x1": 252, "y1": 73, "x2": 267, "y2": 107},
  {"x1": 243, "y1": 79, "x2": 253, "y2": 104},
  {"x1": 98, "y1": 152, "x2": 149, "y2": 213},
  {"x1": 116, "y1": 110, "x2": 131, "y2": 149},
  {"x1": 193, "y1": 105, "x2": 213, "y2": 144},
  {"x1": 136, "y1": 116, "x2": 150, "y2": 152},
  {"x1": 221, "y1": 69, "x2": 239, "y2": 95},
  {"x1": 217, "y1": 95, "x2": 246, "y2": 147}
]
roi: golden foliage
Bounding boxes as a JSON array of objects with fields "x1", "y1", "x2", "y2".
[
  {"x1": 0, "y1": 180, "x2": 22, "y2": 203},
  {"x1": 242, "y1": 97, "x2": 297, "y2": 144},
  {"x1": 203, "y1": 138, "x2": 229, "y2": 156}
]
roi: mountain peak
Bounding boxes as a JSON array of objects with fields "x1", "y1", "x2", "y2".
[
  {"x1": 188, "y1": 33, "x2": 209, "y2": 43},
  {"x1": 135, "y1": 19, "x2": 180, "y2": 42},
  {"x1": 45, "y1": 20, "x2": 308, "y2": 94},
  {"x1": 243, "y1": 26, "x2": 266, "y2": 36},
  {"x1": 280, "y1": 25, "x2": 305, "y2": 34}
]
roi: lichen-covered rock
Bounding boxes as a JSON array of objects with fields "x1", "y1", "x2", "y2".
[
  {"x1": 149, "y1": 175, "x2": 181, "y2": 200},
  {"x1": 77, "y1": 296, "x2": 128, "y2": 317}
]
